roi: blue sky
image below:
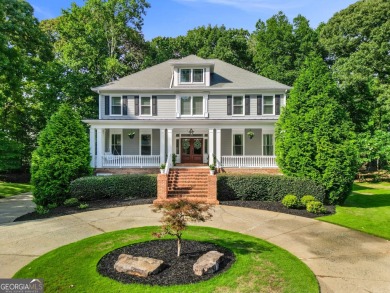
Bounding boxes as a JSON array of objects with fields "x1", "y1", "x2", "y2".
[{"x1": 29, "y1": 0, "x2": 357, "y2": 40}]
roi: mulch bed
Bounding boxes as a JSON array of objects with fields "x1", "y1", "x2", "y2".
[
  {"x1": 97, "y1": 239, "x2": 235, "y2": 286},
  {"x1": 14, "y1": 198, "x2": 335, "y2": 222}
]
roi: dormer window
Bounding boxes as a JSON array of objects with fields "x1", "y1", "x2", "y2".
[{"x1": 179, "y1": 68, "x2": 204, "y2": 84}]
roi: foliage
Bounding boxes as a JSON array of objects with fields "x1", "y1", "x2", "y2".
[
  {"x1": 160, "y1": 163, "x2": 166, "y2": 169},
  {"x1": 209, "y1": 164, "x2": 215, "y2": 171},
  {"x1": 70, "y1": 174, "x2": 157, "y2": 200},
  {"x1": 251, "y1": 12, "x2": 319, "y2": 86},
  {"x1": 0, "y1": 131, "x2": 23, "y2": 172},
  {"x1": 172, "y1": 154, "x2": 176, "y2": 166},
  {"x1": 300, "y1": 195, "x2": 316, "y2": 207},
  {"x1": 152, "y1": 200, "x2": 213, "y2": 256},
  {"x1": 281, "y1": 195, "x2": 299, "y2": 209},
  {"x1": 217, "y1": 174, "x2": 325, "y2": 202},
  {"x1": 319, "y1": 0, "x2": 390, "y2": 132},
  {"x1": 78, "y1": 203, "x2": 89, "y2": 209},
  {"x1": 64, "y1": 197, "x2": 79, "y2": 207},
  {"x1": 35, "y1": 205, "x2": 49, "y2": 215},
  {"x1": 14, "y1": 227, "x2": 319, "y2": 292},
  {"x1": 276, "y1": 55, "x2": 359, "y2": 204},
  {"x1": 306, "y1": 201, "x2": 326, "y2": 214},
  {"x1": 357, "y1": 130, "x2": 390, "y2": 170},
  {"x1": 31, "y1": 104, "x2": 92, "y2": 207}
]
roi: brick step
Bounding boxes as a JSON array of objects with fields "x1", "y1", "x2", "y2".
[
  {"x1": 168, "y1": 181, "x2": 208, "y2": 184},
  {"x1": 168, "y1": 190, "x2": 208, "y2": 194},
  {"x1": 167, "y1": 194, "x2": 209, "y2": 198},
  {"x1": 168, "y1": 175, "x2": 209, "y2": 179}
]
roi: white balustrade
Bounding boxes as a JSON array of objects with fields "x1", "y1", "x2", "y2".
[
  {"x1": 102, "y1": 155, "x2": 160, "y2": 168},
  {"x1": 221, "y1": 156, "x2": 277, "y2": 168}
]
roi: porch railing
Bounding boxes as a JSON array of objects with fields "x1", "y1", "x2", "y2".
[
  {"x1": 102, "y1": 155, "x2": 160, "y2": 168},
  {"x1": 221, "y1": 156, "x2": 277, "y2": 168}
]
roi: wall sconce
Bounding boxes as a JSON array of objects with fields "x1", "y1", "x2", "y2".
[{"x1": 189, "y1": 128, "x2": 194, "y2": 136}]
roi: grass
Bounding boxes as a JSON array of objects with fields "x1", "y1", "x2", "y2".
[
  {"x1": 0, "y1": 182, "x2": 32, "y2": 198},
  {"x1": 318, "y1": 182, "x2": 390, "y2": 240},
  {"x1": 14, "y1": 226, "x2": 319, "y2": 293}
]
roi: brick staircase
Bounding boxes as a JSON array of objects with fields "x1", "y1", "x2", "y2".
[{"x1": 154, "y1": 168, "x2": 219, "y2": 204}]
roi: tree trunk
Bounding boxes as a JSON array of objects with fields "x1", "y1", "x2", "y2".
[{"x1": 177, "y1": 237, "x2": 181, "y2": 257}]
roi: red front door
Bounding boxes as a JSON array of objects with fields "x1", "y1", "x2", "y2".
[{"x1": 181, "y1": 138, "x2": 203, "y2": 163}]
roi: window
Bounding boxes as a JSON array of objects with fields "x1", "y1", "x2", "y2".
[
  {"x1": 141, "y1": 134, "x2": 151, "y2": 155},
  {"x1": 263, "y1": 96, "x2": 274, "y2": 114},
  {"x1": 140, "y1": 96, "x2": 151, "y2": 115},
  {"x1": 180, "y1": 96, "x2": 203, "y2": 116},
  {"x1": 179, "y1": 68, "x2": 204, "y2": 84},
  {"x1": 233, "y1": 96, "x2": 243, "y2": 115},
  {"x1": 111, "y1": 96, "x2": 122, "y2": 115},
  {"x1": 111, "y1": 134, "x2": 121, "y2": 155},
  {"x1": 176, "y1": 139, "x2": 180, "y2": 154},
  {"x1": 233, "y1": 134, "x2": 243, "y2": 155},
  {"x1": 263, "y1": 134, "x2": 274, "y2": 156}
]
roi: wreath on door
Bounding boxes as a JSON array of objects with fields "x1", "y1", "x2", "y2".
[
  {"x1": 194, "y1": 139, "x2": 202, "y2": 150},
  {"x1": 182, "y1": 139, "x2": 190, "y2": 150}
]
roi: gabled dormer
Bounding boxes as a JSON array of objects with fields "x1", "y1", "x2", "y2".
[{"x1": 170, "y1": 55, "x2": 214, "y2": 87}]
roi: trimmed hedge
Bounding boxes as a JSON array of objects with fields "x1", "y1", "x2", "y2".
[
  {"x1": 217, "y1": 175, "x2": 326, "y2": 203},
  {"x1": 69, "y1": 174, "x2": 157, "y2": 201}
]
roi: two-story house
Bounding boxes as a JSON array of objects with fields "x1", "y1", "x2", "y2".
[{"x1": 84, "y1": 55, "x2": 290, "y2": 171}]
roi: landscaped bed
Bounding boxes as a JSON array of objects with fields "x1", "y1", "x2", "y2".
[{"x1": 14, "y1": 226, "x2": 319, "y2": 293}]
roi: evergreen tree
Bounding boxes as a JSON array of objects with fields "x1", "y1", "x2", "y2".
[
  {"x1": 0, "y1": 131, "x2": 23, "y2": 172},
  {"x1": 31, "y1": 104, "x2": 92, "y2": 207},
  {"x1": 275, "y1": 55, "x2": 359, "y2": 204}
]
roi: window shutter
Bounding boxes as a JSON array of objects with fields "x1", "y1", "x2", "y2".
[
  {"x1": 134, "y1": 95, "x2": 139, "y2": 116},
  {"x1": 122, "y1": 96, "x2": 128, "y2": 115},
  {"x1": 245, "y1": 95, "x2": 250, "y2": 115},
  {"x1": 257, "y1": 95, "x2": 262, "y2": 115},
  {"x1": 227, "y1": 95, "x2": 232, "y2": 115},
  {"x1": 152, "y1": 95, "x2": 157, "y2": 116},
  {"x1": 105, "y1": 96, "x2": 110, "y2": 115},
  {"x1": 275, "y1": 94, "x2": 281, "y2": 115}
]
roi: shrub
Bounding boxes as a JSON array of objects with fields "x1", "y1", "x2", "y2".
[
  {"x1": 35, "y1": 205, "x2": 49, "y2": 215},
  {"x1": 78, "y1": 203, "x2": 89, "y2": 209},
  {"x1": 281, "y1": 195, "x2": 299, "y2": 208},
  {"x1": 64, "y1": 197, "x2": 79, "y2": 207},
  {"x1": 69, "y1": 174, "x2": 157, "y2": 200},
  {"x1": 306, "y1": 201, "x2": 326, "y2": 214},
  {"x1": 300, "y1": 195, "x2": 316, "y2": 207},
  {"x1": 217, "y1": 175, "x2": 325, "y2": 202}
]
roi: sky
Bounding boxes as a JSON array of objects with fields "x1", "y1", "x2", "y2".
[{"x1": 29, "y1": 0, "x2": 358, "y2": 40}]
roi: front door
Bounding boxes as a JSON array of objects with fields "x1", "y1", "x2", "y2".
[{"x1": 181, "y1": 138, "x2": 203, "y2": 163}]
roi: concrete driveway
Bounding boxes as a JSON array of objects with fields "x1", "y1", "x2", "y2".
[
  {"x1": 0, "y1": 193, "x2": 35, "y2": 224},
  {"x1": 0, "y1": 205, "x2": 389, "y2": 292}
]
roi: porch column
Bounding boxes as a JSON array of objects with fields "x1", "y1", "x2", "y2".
[
  {"x1": 89, "y1": 127, "x2": 96, "y2": 168},
  {"x1": 216, "y1": 128, "x2": 221, "y2": 168},
  {"x1": 96, "y1": 128, "x2": 103, "y2": 168},
  {"x1": 167, "y1": 128, "x2": 173, "y2": 157},
  {"x1": 160, "y1": 129, "x2": 166, "y2": 164},
  {"x1": 208, "y1": 128, "x2": 214, "y2": 165}
]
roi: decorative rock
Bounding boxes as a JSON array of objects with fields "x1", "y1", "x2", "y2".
[
  {"x1": 193, "y1": 251, "x2": 224, "y2": 276},
  {"x1": 114, "y1": 254, "x2": 164, "y2": 277}
]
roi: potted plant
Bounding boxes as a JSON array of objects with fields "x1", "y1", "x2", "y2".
[
  {"x1": 160, "y1": 163, "x2": 166, "y2": 174},
  {"x1": 128, "y1": 130, "x2": 136, "y2": 139},
  {"x1": 172, "y1": 154, "x2": 177, "y2": 166},
  {"x1": 247, "y1": 130, "x2": 254, "y2": 140},
  {"x1": 209, "y1": 164, "x2": 215, "y2": 175}
]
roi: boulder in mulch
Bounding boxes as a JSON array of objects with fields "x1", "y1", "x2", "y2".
[
  {"x1": 114, "y1": 254, "x2": 164, "y2": 277},
  {"x1": 193, "y1": 250, "x2": 224, "y2": 276}
]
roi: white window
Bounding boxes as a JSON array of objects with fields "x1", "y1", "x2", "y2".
[
  {"x1": 140, "y1": 96, "x2": 151, "y2": 116},
  {"x1": 263, "y1": 96, "x2": 274, "y2": 114},
  {"x1": 233, "y1": 96, "x2": 244, "y2": 115},
  {"x1": 111, "y1": 134, "x2": 122, "y2": 155},
  {"x1": 233, "y1": 133, "x2": 244, "y2": 155},
  {"x1": 179, "y1": 68, "x2": 204, "y2": 84},
  {"x1": 140, "y1": 133, "x2": 152, "y2": 155},
  {"x1": 180, "y1": 95, "x2": 204, "y2": 116},
  {"x1": 263, "y1": 134, "x2": 274, "y2": 155},
  {"x1": 111, "y1": 96, "x2": 122, "y2": 115}
]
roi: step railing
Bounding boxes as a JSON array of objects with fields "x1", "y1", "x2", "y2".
[
  {"x1": 164, "y1": 153, "x2": 172, "y2": 174},
  {"x1": 102, "y1": 155, "x2": 160, "y2": 168},
  {"x1": 221, "y1": 156, "x2": 277, "y2": 168}
]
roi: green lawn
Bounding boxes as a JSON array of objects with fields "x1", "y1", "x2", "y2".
[
  {"x1": 14, "y1": 226, "x2": 319, "y2": 293},
  {"x1": 318, "y1": 182, "x2": 390, "y2": 240},
  {"x1": 0, "y1": 182, "x2": 32, "y2": 198}
]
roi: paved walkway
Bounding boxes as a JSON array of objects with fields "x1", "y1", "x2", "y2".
[
  {"x1": 0, "y1": 204, "x2": 389, "y2": 292},
  {"x1": 0, "y1": 193, "x2": 35, "y2": 224}
]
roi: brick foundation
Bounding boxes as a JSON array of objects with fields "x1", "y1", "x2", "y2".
[{"x1": 95, "y1": 168, "x2": 159, "y2": 175}]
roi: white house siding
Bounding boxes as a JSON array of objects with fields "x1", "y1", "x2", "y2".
[
  {"x1": 152, "y1": 129, "x2": 160, "y2": 155},
  {"x1": 221, "y1": 129, "x2": 232, "y2": 156},
  {"x1": 122, "y1": 129, "x2": 139, "y2": 155},
  {"x1": 245, "y1": 128, "x2": 262, "y2": 155}
]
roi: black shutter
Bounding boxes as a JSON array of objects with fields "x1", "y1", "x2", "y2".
[
  {"x1": 227, "y1": 95, "x2": 232, "y2": 115},
  {"x1": 152, "y1": 95, "x2": 157, "y2": 116},
  {"x1": 105, "y1": 96, "x2": 110, "y2": 115},
  {"x1": 257, "y1": 95, "x2": 262, "y2": 115},
  {"x1": 122, "y1": 95, "x2": 128, "y2": 115},
  {"x1": 275, "y1": 94, "x2": 281, "y2": 115},
  {"x1": 245, "y1": 95, "x2": 250, "y2": 115},
  {"x1": 134, "y1": 95, "x2": 139, "y2": 116}
]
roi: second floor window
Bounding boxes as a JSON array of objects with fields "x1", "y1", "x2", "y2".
[
  {"x1": 180, "y1": 96, "x2": 203, "y2": 116},
  {"x1": 263, "y1": 96, "x2": 274, "y2": 114},
  {"x1": 111, "y1": 97, "x2": 122, "y2": 115},
  {"x1": 233, "y1": 96, "x2": 243, "y2": 115},
  {"x1": 180, "y1": 68, "x2": 204, "y2": 84},
  {"x1": 141, "y1": 96, "x2": 151, "y2": 115}
]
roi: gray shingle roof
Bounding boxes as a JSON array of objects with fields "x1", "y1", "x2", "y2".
[{"x1": 92, "y1": 55, "x2": 291, "y2": 92}]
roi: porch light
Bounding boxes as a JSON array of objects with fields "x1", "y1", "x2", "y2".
[{"x1": 189, "y1": 128, "x2": 194, "y2": 136}]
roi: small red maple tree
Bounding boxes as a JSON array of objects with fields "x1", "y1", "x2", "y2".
[{"x1": 152, "y1": 199, "x2": 213, "y2": 257}]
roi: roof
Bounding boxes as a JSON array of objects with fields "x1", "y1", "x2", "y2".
[{"x1": 92, "y1": 55, "x2": 291, "y2": 92}]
